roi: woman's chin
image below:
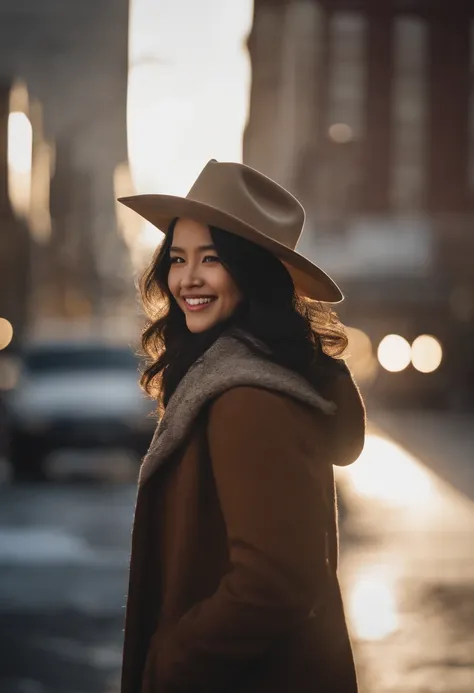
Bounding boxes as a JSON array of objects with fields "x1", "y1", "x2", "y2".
[
  {"x1": 184, "y1": 310, "x2": 238, "y2": 335},
  {"x1": 185, "y1": 315, "x2": 218, "y2": 333}
]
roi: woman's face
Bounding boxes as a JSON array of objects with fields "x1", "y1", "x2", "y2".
[{"x1": 167, "y1": 218, "x2": 243, "y2": 333}]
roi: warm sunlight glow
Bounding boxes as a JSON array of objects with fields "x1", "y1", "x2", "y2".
[
  {"x1": 344, "y1": 434, "x2": 434, "y2": 507},
  {"x1": 127, "y1": 0, "x2": 253, "y2": 199},
  {"x1": 377, "y1": 334, "x2": 411, "y2": 372},
  {"x1": 348, "y1": 565, "x2": 399, "y2": 640},
  {"x1": 141, "y1": 221, "x2": 163, "y2": 249},
  {"x1": 8, "y1": 112, "x2": 33, "y2": 217},
  {"x1": 0, "y1": 318, "x2": 14, "y2": 350},
  {"x1": 411, "y1": 334, "x2": 443, "y2": 373}
]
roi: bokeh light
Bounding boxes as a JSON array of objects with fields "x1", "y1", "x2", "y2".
[
  {"x1": 328, "y1": 122, "x2": 353, "y2": 143},
  {"x1": 0, "y1": 318, "x2": 14, "y2": 350},
  {"x1": 411, "y1": 334, "x2": 443, "y2": 373},
  {"x1": 8, "y1": 111, "x2": 33, "y2": 217},
  {"x1": 348, "y1": 565, "x2": 399, "y2": 640},
  {"x1": 377, "y1": 334, "x2": 411, "y2": 372},
  {"x1": 344, "y1": 326, "x2": 378, "y2": 383}
]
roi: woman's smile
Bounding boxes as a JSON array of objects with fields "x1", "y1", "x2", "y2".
[
  {"x1": 168, "y1": 218, "x2": 242, "y2": 333},
  {"x1": 182, "y1": 296, "x2": 218, "y2": 311}
]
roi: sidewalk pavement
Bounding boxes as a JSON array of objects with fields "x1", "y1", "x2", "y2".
[
  {"x1": 370, "y1": 409, "x2": 474, "y2": 501},
  {"x1": 336, "y1": 407, "x2": 474, "y2": 693}
]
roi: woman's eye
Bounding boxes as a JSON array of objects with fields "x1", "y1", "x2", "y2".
[{"x1": 169, "y1": 255, "x2": 219, "y2": 264}]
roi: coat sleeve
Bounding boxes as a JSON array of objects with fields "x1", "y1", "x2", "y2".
[{"x1": 149, "y1": 386, "x2": 331, "y2": 692}]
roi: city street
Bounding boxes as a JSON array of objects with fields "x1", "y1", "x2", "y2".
[
  {"x1": 1, "y1": 2, "x2": 473, "y2": 693},
  {"x1": 0, "y1": 413, "x2": 473, "y2": 693}
]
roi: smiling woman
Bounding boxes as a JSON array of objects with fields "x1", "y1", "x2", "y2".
[
  {"x1": 119, "y1": 153, "x2": 365, "y2": 693},
  {"x1": 167, "y1": 219, "x2": 243, "y2": 333},
  {"x1": 130, "y1": 161, "x2": 348, "y2": 411}
]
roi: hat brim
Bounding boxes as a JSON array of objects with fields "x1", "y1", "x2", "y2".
[{"x1": 118, "y1": 194, "x2": 343, "y2": 303}]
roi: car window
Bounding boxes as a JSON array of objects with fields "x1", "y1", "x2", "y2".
[{"x1": 23, "y1": 346, "x2": 140, "y2": 374}]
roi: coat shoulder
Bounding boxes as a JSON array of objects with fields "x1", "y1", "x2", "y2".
[
  {"x1": 208, "y1": 385, "x2": 324, "y2": 437},
  {"x1": 211, "y1": 385, "x2": 304, "y2": 415}
]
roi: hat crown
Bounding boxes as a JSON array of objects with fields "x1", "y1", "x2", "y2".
[
  {"x1": 186, "y1": 160, "x2": 305, "y2": 250},
  {"x1": 117, "y1": 160, "x2": 343, "y2": 302}
]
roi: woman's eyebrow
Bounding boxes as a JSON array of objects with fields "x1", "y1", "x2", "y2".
[{"x1": 169, "y1": 244, "x2": 216, "y2": 253}]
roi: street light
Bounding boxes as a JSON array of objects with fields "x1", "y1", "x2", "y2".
[{"x1": 7, "y1": 111, "x2": 33, "y2": 218}]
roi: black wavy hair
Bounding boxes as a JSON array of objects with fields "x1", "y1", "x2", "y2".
[{"x1": 139, "y1": 219, "x2": 348, "y2": 411}]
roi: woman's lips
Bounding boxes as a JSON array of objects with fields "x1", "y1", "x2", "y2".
[{"x1": 183, "y1": 298, "x2": 217, "y2": 312}]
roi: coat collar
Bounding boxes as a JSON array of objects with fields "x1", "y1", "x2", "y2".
[{"x1": 138, "y1": 331, "x2": 336, "y2": 486}]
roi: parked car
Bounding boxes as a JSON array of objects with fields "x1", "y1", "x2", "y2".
[{"x1": 4, "y1": 339, "x2": 157, "y2": 481}]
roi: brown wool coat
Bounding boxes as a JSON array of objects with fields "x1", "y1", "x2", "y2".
[{"x1": 121, "y1": 333, "x2": 366, "y2": 693}]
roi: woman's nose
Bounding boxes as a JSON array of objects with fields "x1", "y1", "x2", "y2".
[{"x1": 181, "y1": 263, "x2": 204, "y2": 288}]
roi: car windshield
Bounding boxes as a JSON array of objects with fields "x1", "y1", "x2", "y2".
[{"x1": 23, "y1": 345, "x2": 140, "y2": 374}]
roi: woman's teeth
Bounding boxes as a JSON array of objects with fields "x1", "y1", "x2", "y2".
[{"x1": 185, "y1": 297, "x2": 215, "y2": 306}]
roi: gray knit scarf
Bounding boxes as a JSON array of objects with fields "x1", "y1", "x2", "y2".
[{"x1": 138, "y1": 332, "x2": 336, "y2": 485}]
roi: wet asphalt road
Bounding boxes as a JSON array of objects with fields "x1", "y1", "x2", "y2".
[
  {"x1": 0, "y1": 480, "x2": 134, "y2": 693},
  {"x1": 0, "y1": 412, "x2": 473, "y2": 693}
]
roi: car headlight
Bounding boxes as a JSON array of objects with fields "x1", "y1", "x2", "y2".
[{"x1": 411, "y1": 335, "x2": 443, "y2": 373}]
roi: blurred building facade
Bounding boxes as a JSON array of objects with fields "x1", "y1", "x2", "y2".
[
  {"x1": 0, "y1": 83, "x2": 32, "y2": 349},
  {"x1": 245, "y1": 0, "x2": 474, "y2": 408},
  {"x1": 0, "y1": 0, "x2": 132, "y2": 346},
  {"x1": 246, "y1": 0, "x2": 473, "y2": 214}
]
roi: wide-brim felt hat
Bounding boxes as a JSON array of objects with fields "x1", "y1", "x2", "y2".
[{"x1": 118, "y1": 159, "x2": 343, "y2": 303}]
